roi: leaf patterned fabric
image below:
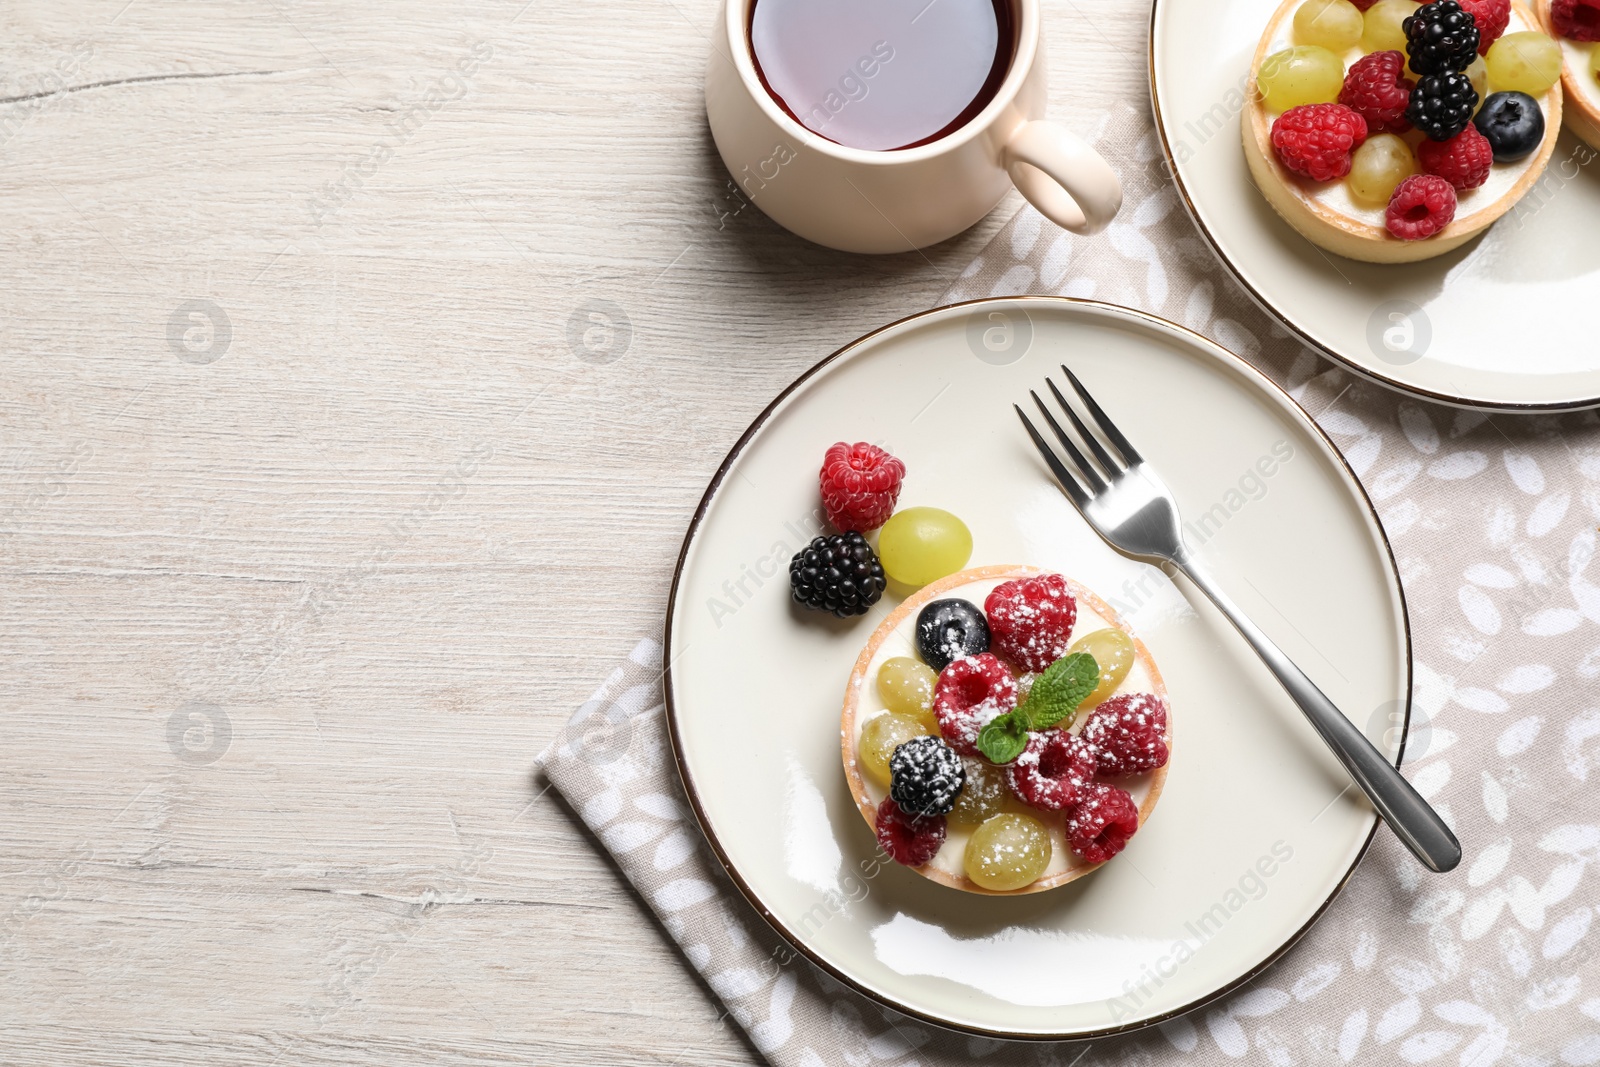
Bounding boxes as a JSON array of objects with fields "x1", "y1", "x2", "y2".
[{"x1": 540, "y1": 103, "x2": 1600, "y2": 1065}]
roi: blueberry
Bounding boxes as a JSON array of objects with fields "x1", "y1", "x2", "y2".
[
  {"x1": 915, "y1": 599, "x2": 989, "y2": 672},
  {"x1": 1474, "y1": 91, "x2": 1545, "y2": 162}
]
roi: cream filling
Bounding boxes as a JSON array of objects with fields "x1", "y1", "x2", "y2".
[
  {"x1": 1262, "y1": 8, "x2": 1555, "y2": 228},
  {"x1": 1559, "y1": 36, "x2": 1600, "y2": 113},
  {"x1": 846, "y1": 576, "x2": 1158, "y2": 883}
]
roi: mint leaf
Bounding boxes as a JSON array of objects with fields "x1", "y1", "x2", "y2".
[
  {"x1": 976, "y1": 712, "x2": 1029, "y2": 765},
  {"x1": 977, "y1": 653, "x2": 1102, "y2": 763},
  {"x1": 1017, "y1": 652, "x2": 1100, "y2": 731}
]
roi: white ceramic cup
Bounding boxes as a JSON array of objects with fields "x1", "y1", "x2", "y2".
[{"x1": 704, "y1": 0, "x2": 1122, "y2": 254}]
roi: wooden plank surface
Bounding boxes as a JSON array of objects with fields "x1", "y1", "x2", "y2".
[{"x1": 0, "y1": 1, "x2": 1145, "y2": 1062}]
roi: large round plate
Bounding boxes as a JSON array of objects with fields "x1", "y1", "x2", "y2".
[
  {"x1": 664, "y1": 299, "x2": 1411, "y2": 1040},
  {"x1": 1150, "y1": 0, "x2": 1600, "y2": 411}
]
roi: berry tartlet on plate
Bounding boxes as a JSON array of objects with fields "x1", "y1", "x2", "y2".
[
  {"x1": 1244, "y1": 0, "x2": 1563, "y2": 262},
  {"x1": 1539, "y1": 0, "x2": 1600, "y2": 146},
  {"x1": 841, "y1": 566, "x2": 1172, "y2": 896}
]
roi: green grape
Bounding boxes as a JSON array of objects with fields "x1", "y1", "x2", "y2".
[
  {"x1": 964, "y1": 813, "x2": 1051, "y2": 891},
  {"x1": 1257, "y1": 45, "x2": 1347, "y2": 110},
  {"x1": 858, "y1": 713, "x2": 931, "y2": 787},
  {"x1": 947, "y1": 758, "x2": 1015, "y2": 829},
  {"x1": 1362, "y1": 0, "x2": 1420, "y2": 54},
  {"x1": 876, "y1": 657, "x2": 937, "y2": 730},
  {"x1": 1466, "y1": 55, "x2": 1489, "y2": 115},
  {"x1": 1066, "y1": 628, "x2": 1135, "y2": 708},
  {"x1": 1591, "y1": 42, "x2": 1600, "y2": 85},
  {"x1": 1487, "y1": 32, "x2": 1563, "y2": 95},
  {"x1": 1346, "y1": 133, "x2": 1418, "y2": 204},
  {"x1": 876, "y1": 507, "x2": 972, "y2": 588},
  {"x1": 1294, "y1": 0, "x2": 1364, "y2": 50}
]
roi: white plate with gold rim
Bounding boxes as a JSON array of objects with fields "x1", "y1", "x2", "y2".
[
  {"x1": 664, "y1": 298, "x2": 1413, "y2": 1039},
  {"x1": 1150, "y1": 0, "x2": 1600, "y2": 411}
]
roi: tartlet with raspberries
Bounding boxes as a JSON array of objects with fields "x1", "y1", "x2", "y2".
[
  {"x1": 841, "y1": 567, "x2": 1173, "y2": 895},
  {"x1": 1538, "y1": 0, "x2": 1600, "y2": 147},
  {"x1": 786, "y1": 442, "x2": 1171, "y2": 895},
  {"x1": 1244, "y1": 0, "x2": 1563, "y2": 261}
]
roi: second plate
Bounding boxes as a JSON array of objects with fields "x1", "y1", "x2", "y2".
[{"x1": 1151, "y1": 0, "x2": 1600, "y2": 411}]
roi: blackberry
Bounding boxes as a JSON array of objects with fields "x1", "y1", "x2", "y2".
[
  {"x1": 888, "y1": 736, "x2": 966, "y2": 817},
  {"x1": 1403, "y1": 0, "x2": 1481, "y2": 74},
  {"x1": 1407, "y1": 70, "x2": 1479, "y2": 140},
  {"x1": 788, "y1": 531, "x2": 886, "y2": 617}
]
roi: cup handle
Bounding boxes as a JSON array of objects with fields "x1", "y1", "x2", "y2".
[{"x1": 1002, "y1": 120, "x2": 1123, "y2": 236}]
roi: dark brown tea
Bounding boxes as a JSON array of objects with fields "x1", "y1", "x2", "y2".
[{"x1": 749, "y1": 0, "x2": 1015, "y2": 152}]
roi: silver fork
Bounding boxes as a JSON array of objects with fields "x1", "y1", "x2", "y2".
[{"x1": 1016, "y1": 365, "x2": 1461, "y2": 873}]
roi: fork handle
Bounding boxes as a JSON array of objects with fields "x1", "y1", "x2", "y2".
[{"x1": 1170, "y1": 550, "x2": 1462, "y2": 873}]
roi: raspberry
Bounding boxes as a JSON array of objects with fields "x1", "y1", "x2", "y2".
[
  {"x1": 819, "y1": 442, "x2": 905, "y2": 532},
  {"x1": 1457, "y1": 0, "x2": 1509, "y2": 50},
  {"x1": 932, "y1": 653, "x2": 1018, "y2": 757},
  {"x1": 984, "y1": 573, "x2": 1078, "y2": 673},
  {"x1": 1552, "y1": 0, "x2": 1600, "y2": 40},
  {"x1": 1006, "y1": 728, "x2": 1097, "y2": 811},
  {"x1": 1338, "y1": 51, "x2": 1416, "y2": 134},
  {"x1": 1385, "y1": 174, "x2": 1458, "y2": 239},
  {"x1": 1079, "y1": 693, "x2": 1171, "y2": 776},
  {"x1": 874, "y1": 796, "x2": 945, "y2": 866},
  {"x1": 1067, "y1": 783, "x2": 1140, "y2": 863},
  {"x1": 1349, "y1": 0, "x2": 1379, "y2": 9},
  {"x1": 1418, "y1": 124, "x2": 1494, "y2": 188},
  {"x1": 1271, "y1": 104, "x2": 1369, "y2": 182}
]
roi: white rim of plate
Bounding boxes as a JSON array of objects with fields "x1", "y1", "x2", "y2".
[{"x1": 662, "y1": 297, "x2": 1412, "y2": 1040}]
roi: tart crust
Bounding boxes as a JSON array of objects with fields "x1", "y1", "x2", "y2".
[
  {"x1": 839, "y1": 565, "x2": 1172, "y2": 896},
  {"x1": 1538, "y1": 0, "x2": 1600, "y2": 148},
  {"x1": 1243, "y1": 0, "x2": 1563, "y2": 263}
]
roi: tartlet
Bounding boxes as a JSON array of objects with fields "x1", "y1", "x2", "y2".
[
  {"x1": 1244, "y1": 0, "x2": 1563, "y2": 262},
  {"x1": 1538, "y1": 0, "x2": 1600, "y2": 146},
  {"x1": 840, "y1": 565, "x2": 1173, "y2": 895}
]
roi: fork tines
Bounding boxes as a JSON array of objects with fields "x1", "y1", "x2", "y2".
[{"x1": 1015, "y1": 365, "x2": 1143, "y2": 501}]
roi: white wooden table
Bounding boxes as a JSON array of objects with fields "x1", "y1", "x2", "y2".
[{"x1": 0, "y1": 1, "x2": 1145, "y2": 1062}]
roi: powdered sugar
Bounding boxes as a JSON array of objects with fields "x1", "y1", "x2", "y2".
[
  {"x1": 1080, "y1": 693, "x2": 1170, "y2": 776},
  {"x1": 1007, "y1": 729, "x2": 1097, "y2": 811},
  {"x1": 932, "y1": 653, "x2": 1017, "y2": 756},
  {"x1": 1066, "y1": 781, "x2": 1140, "y2": 863},
  {"x1": 986, "y1": 574, "x2": 1077, "y2": 673}
]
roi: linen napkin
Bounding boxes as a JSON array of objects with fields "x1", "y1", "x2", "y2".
[{"x1": 539, "y1": 102, "x2": 1600, "y2": 1065}]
